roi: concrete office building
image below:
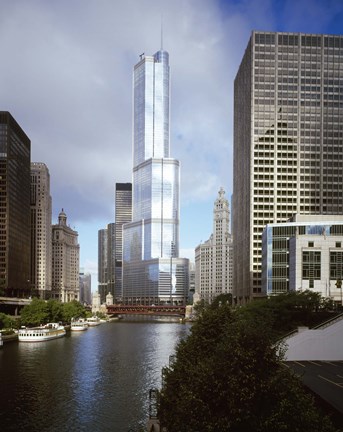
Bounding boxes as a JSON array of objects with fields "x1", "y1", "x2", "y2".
[
  {"x1": 122, "y1": 48, "x2": 189, "y2": 305},
  {"x1": 51, "y1": 209, "x2": 80, "y2": 302},
  {"x1": 195, "y1": 188, "x2": 233, "y2": 304},
  {"x1": 114, "y1": 183, "x2": 132, "y2": 302},
  {"x1": 30, "y1": 162, "x2": 52, "y2": 299},
  {"x1": 262, "y1": 214, "x2": 343, "y2": 305},
  {"x1": 0, "y1": 112, "x2": 31, "y2": 297},
  {"x1": 233, "y1": 32, "x2": 343, "y2": 303}
]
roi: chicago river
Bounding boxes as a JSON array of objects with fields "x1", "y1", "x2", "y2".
[{"x1": 0, "y1": 321, "x2": 191, "y2": 432}]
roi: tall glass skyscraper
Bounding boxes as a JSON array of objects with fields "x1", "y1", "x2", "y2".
[{"x1": 122, "y1": 49, "x2": 189, "y2": 305}]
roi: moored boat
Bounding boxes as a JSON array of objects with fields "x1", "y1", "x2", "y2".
[
  {"x1": 86, "y1": 316, "x2": 101, "y2": 326},
  {"x1": 70, "y1": 318, "x2": 88, "y2": 331},
  {"x1": 18, "y1": 323, "x2": 66, "y2": 342}
]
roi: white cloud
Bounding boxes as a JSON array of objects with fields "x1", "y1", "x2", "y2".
[{"x1": 1, "y1": 0, "x2": 341, "y2": 270}]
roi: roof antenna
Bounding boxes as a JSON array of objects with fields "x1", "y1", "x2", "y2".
[{"x1": 160, "y1": 14, "x2": 163, "y2": 50}]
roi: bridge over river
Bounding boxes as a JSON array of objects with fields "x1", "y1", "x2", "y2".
[
  {"x1": 106, "y1": 304, "x2": 186, "y2": 318},
  {"x1": 0, "y1": 296, "x2": 32, "y2": 315}
]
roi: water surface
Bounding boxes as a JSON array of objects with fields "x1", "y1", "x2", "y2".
[{"x1": 0, "y1": 321, "x2": 190, "y2": 432}]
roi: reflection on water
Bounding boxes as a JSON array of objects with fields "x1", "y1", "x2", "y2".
[{"x1": 0, "y1": 322, "x2": 190, "y2": 432}]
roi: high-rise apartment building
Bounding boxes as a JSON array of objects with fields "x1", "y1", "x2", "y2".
[
  {"x1": 233, "y1": 31, "x2": 343, "y2": 303},
  {"x1": 30, "y1": 162, "x2": 52, "y2": 299},
  {"x1": 114, "y1": 183, "x2": 132, "y2": 302},
  {"x1": 97, "y1": 222, "x2": 117, "y2": 304},
  {"x1": 51, "y1": 209, "x2": 80, "y2": 302},
  {"x1": 0, "y1": 112, "x2": 31, "y2": 297},
  {"x1": 122, "y1": 48, "x2": 189, "y2": 305},
  {"x1": 195, "y1": 188, "x2": 233, "y2": 303}
]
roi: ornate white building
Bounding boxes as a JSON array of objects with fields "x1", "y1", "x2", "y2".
[
  {"x1": 195, "y1": 188, "x2": 233, "y2": 304},
  {"x1": 51, "y1": 209, "x2": 80, "y2": 302},
  {"x1": 30, "y1": 162, "x2": 52, "y2": 299}
]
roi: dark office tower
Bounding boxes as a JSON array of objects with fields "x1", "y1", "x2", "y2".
[
  {"x1": 0, "y1": 112, "x2": 31, "y2": 297},
  {"x1": 233, "y1": 32, "x2": 343, "y2": 304},
  {"x1": 114, "y1": 183, "x2": 132, "y2": 303},
  {"x1": 98, "y1": 228, "x2": 108, "y2": 304},
  {"x1": 107, "y1": 222, "x2": 115, "y2": 300}
]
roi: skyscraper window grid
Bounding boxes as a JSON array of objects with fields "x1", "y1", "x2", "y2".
[{"x1": 233, "y1": 32, "x2": 343, "y2": 303}]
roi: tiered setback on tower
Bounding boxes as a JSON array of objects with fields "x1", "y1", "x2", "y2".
[
  {"x1": 122, "y1": 50, "x2": 188, "y2": 305},
  {"x1": 195, "y1": 188, "x2": 233, "y2": 304}
]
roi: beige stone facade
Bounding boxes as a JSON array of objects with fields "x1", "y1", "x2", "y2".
[{"x1": 51, "y1": 210, "x2": 80, "y2": 302}]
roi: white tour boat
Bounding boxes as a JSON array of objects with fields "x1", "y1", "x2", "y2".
[
  {"x1": 86, "y1": 316, "x2": 101, "y2": 326},
  {"x1": 18, "y1": 323, "x2": 66, "y2": 342},
  {"x1": 70, "y1": 318, "x2": 89, "y2": 331}
]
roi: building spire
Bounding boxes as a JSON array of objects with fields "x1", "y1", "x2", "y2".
[{"x1": 160, "y1": 14, "x2": 163, "y2": 50}]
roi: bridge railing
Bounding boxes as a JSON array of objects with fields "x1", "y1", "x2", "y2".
[{"x1": 106, "y1": 304, "x2": 186, "y2": 316}]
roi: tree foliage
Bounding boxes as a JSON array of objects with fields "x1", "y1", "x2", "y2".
[
  {"x1": 47, "y1": 299, "x2": 64, "y2": 323},
  {"x1": 0, "y1": 312, "x2": 16, "y2": 330},
  {"x1": 239, "y1": 290, "x2": 336, "y2": 339},
  {"x1": 61, "y1": 300, "x2": 86, "y2": 323},
  {"x1": 20, "y1": 298, "x2": 50, "y2": 326},
  {"x1": 158, "y1": 299, "x2": 339, "y2": 432},
  {"x1": 20, "y1": 299, "x2": 86, "y2": 326}
]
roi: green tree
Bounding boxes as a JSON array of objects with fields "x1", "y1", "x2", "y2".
[
  {"x1": 239, "y1": 290, "x2": 335, "y2": 339},
  {"x1": 47, "y1": 299, "x2": 64, "y2": 323},
  {"x1": 20, "y1": 298, "x2": 50, "y2": 326},
  {"x1": 0, "y1": 312, "x2": 16, "y2": 330},
  {"x1": 61, "y1": 300, "x2": 86, "y2": 323},
  {"x1": 158, "y1": 301, "x2": 338, "y2": 432}
]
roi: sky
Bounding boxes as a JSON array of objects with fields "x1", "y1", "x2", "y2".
[{"x1": 1, "y1": 0, "x2": 342, "y2": 289}]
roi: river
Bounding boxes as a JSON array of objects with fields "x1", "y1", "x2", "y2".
[{"x1": 0, "y1": 321, "x2": 191, "y2": 432}]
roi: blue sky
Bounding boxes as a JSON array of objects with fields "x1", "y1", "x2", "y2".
[{"x1": 0, "y1": 0, "x2": 342, "y2": 289}]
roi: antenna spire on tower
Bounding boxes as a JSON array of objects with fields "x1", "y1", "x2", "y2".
[{"x1": 161, "y1": 14, "x2": 163, "y2": 50}]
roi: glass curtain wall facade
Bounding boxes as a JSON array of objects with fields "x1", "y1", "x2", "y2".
[
  {"x1": 123, "y1": 49, "x2": 188, "y2": 305},
  {"x1": 233, "y1": 32, "x2": 343, "y2": 304},
  {"x1": 0, "y1": 112, "x2": 31, "y2": 297}
]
